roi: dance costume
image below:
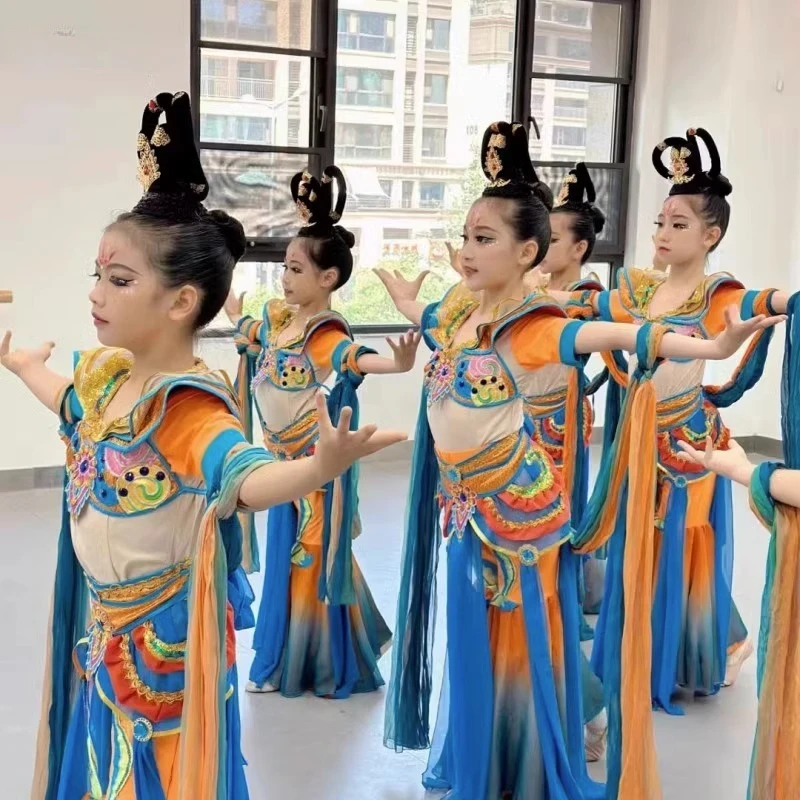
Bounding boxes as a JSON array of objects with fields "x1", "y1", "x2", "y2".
[
  {"x1": 386, "y1": 276, "x2": 605, "y2": 798},
  {"x1": 33, "y1": 348, "x2": 271, "y2": 799},
  {"x1": 236, "y1": 301, "x2": 391, "y2": 697}
]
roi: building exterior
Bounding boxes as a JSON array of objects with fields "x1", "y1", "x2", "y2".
[{"x1": 198, "y1": 0, "x2": 616, "y2": 313}]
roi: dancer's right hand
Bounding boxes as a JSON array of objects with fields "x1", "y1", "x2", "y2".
[
  {"x1": 224, "y1": 290, "x2": 246, "y2": 326},
  {"x1": 445, "y1": 242, "x2": 463, "y2": 277},
  {"x1": 373, "y1": 268, "x2": 429, "y2": 305},
  {"x1": 0, "y1": 331, "x2": 55, "y2": 377}
]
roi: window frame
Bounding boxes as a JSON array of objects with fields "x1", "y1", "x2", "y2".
[{"x1": 192, "y1": 0, "x2": 639, "y2": 336}]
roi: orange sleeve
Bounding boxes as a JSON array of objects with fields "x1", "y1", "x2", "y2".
[
  {"x1": 704, "y1": 286, "x2": 747, "y2": 335},
  {"x1": 509, "y1": 313, "x2": 586, "y2": 370},
  {"x1": 152, "y1": 388, "x2": 245, "y2": 482},
  {"x1": 306, "y1": 324, "x2": 352, "y2": 372},
  {"x1": 236, "y1": 315, "x2": 263, "y2": 346}
]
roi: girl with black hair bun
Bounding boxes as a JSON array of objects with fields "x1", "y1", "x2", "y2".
[
  {"x1": 225, "y1": 165, "x2": 420, "y2": 699},
  {"x1": 542, "y1": 126, "x2": 792, "y2": 794},
  {"x1": 375, "y1": 120, "x2": 783, "y2": 800},
  {"x1": 1, "y1": 93, "x2": 406, "y2": 799}
]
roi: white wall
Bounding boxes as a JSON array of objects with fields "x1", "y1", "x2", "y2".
[
  {"x1": 627, "y1": 0, "x2": 800, "y2": 438},
  {"x1": 2, "y1": 0, "x2": 799, "y2": 472},
  {"x1": 0, "y1": 2, "x2": 191, "y2": 470}
]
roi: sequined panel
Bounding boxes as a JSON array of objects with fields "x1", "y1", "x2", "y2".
[
  {"x1": 65, "y1": 436, "x2": 179, "y2": 518},
  {"x1": 424, "y1": 348, "x2": 515, "y2": 408}
]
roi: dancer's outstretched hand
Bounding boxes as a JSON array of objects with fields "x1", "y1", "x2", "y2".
[
  {"x1": 0, "y1": 331, "x2": 55, "y2": 377},
  {"x1": 709, "y1": 305, "x2": 786, "y2": 359},
  {"x1": 312, "y1": 393, "x2": 407, "y2": 483},
  {"x1": 373, "y1": 268, "x2": 429, "y2": 305},
  {"x1": 224, "y1": 290, "x2": 246, "y2": 326},
  {"x1": 387, "y1": 329, "x2": 422, "y2": 373},
  {"x1": 445, "y1": 242, "x2": 463, "y2": 277},
  {"x1": 677, "y1": 436, "x2": 754, "y2": 484}
]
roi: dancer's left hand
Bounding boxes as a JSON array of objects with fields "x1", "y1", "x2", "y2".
[
  {"x1": 387, "y1": 329, "x2": 421, "y2": 373},
  {"x1": 677, "y1": 436, "x2": 754, "y2": 484},
  {"x1": 710, "y1": 305, "x2": 786, "y2": 359}
]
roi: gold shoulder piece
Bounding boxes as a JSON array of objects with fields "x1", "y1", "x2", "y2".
[{"x1": 74, "y1": 348, "x2": 133, "y2": 417}]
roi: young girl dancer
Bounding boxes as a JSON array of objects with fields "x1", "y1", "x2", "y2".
[
  {"x1": 2, "y1": 92, "x2": 404, "y2": 800},
  {"x1": 225, "y1": 167, "x2": 419, "y2": 698},
  {"x1": 377, "y1": 121, "x2": 781, "y2": 800},
  {"x1": 446, "y1": 162, "x2": 611, "y2": 762}
]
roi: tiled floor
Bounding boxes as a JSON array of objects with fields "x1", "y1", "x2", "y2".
[{"x1": 1, "y1": 456, "x2": 768, "y2": 798}]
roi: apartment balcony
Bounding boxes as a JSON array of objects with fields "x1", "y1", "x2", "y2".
[
  {"x1": 201, "y1": 76, "x2": 275, "y2": 102},
  {"x1": 336, "y1": 90, "x2": 393, "y2": 109},
  {"x1": 338, "y1": 32, "x2": 395, "y2": 55},
  {"x1": 470, "y1": 0, "x2": 515, "y2": 19}
]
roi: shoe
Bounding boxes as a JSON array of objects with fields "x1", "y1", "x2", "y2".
[
  {"x1": 584, "y1": 723, "x2": 607, "y2": 763},
  {"x1": 246, "y1": 680, "x2": 279, "y2": 694},
  {"x1": 723, "y1": 637, "x2": 754, "y2": 687}
]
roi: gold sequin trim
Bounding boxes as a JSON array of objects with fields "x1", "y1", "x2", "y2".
[
  {"x1": 95, "y1": 560, "x2": 190, "y2": 604},
  {"x1": 142, "y1": 622, "x2": 185, "y2": 663},
  {"x1": 119, "y1": 634, "x2": 184, "y2": 705}
]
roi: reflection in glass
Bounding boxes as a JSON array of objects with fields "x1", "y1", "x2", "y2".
[{"x1": 200, "y1": 149, "x2": 307, "y2": 239}]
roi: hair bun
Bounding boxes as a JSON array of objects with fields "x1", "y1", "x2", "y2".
[
  {"x1": 207, "y1": 209, "x2": 246, "y2": 261},
  {"x1": 588, "y1": 204, "x2": 606, "y2": 234},
  {"x1": 532, "y1": 181, "x2": 554, "y2": 212},
  {"x1": 709, "y1": 174, "x2": 733, "y2": 198},
  {"x1": 333, "y1": 225, "x2": 356, "y2": 249}
]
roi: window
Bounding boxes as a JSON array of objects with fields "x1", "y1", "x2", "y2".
[
  {"x1": 403, "y1": 126, "x2": 415, "y2": 163},
  {"x1": 402, "y1": 181, "x2": 414, "y2": 209},
  {"x1": 420, "y1": 182, "x2": 445, "y2": 209},
  {"x1": 534, "y1": 3, "x2": 623, "y2": 77},
  {"x1": 424, "y1": 74, "x2": 448, "y2": 104},
  {"x1": 553, "y1": 125, "x2": 586, "y2": 147},
  {"x1": 335, "y1": 123, "x2": 393, "y2": 160},
  {"x1": 405, "y1": 73, "x2": 416, "y2": 111},
  {"x1": 557, "y1": 37, "x2": 591, "y2": 61},
  {"x1": 201, "y1": 114, "x2": 272, "y2": 144},
  {"x1": 196, "y1": 0, "x2": 322, "y2": 256},
  {"x1": 555, "y1": 5, "x2": 590, "y2": 27},
  {"x1": 200, "y1": 114, "x2": 226, "y2": 140},
  {"x1": 287, "y1": 119, "x2": 300, "y2": 146},
  {"x1": 201, "y1": 56, "x2": 229, "y2": 98},
  {"x1": 422, "y1": 128, "x2": 447, "y2": 159},
  {"x1": 288, "y1": 61, "x2": 302, "y2": 94},
  {"x1": 237, "y1": 59, "x2": 275, "y2": 100},
  {"x1": 338, "y1": 11, "x2": 395, "y2": 54},
  {"x1": 201, "y1": 0, "x2": 284, "y2": 47},
  {"x1": 337, "y1": 68, "x2": 394, "y2": 108},
  {"x1": 194, "y1": 0, "x2": 638, "y2": 331},
  {"x1": 554, "y1": 96, "x2": 586, "y2": 119},
  {"x1": 426, "y1": 19, "x2": 451, "y2": 51},
  {"x1": 384, "y1": 228, "x2": 411, "y2": 240},
  {"x1": 379, "y1": 180, "x2": 394, "y2": 206}
]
